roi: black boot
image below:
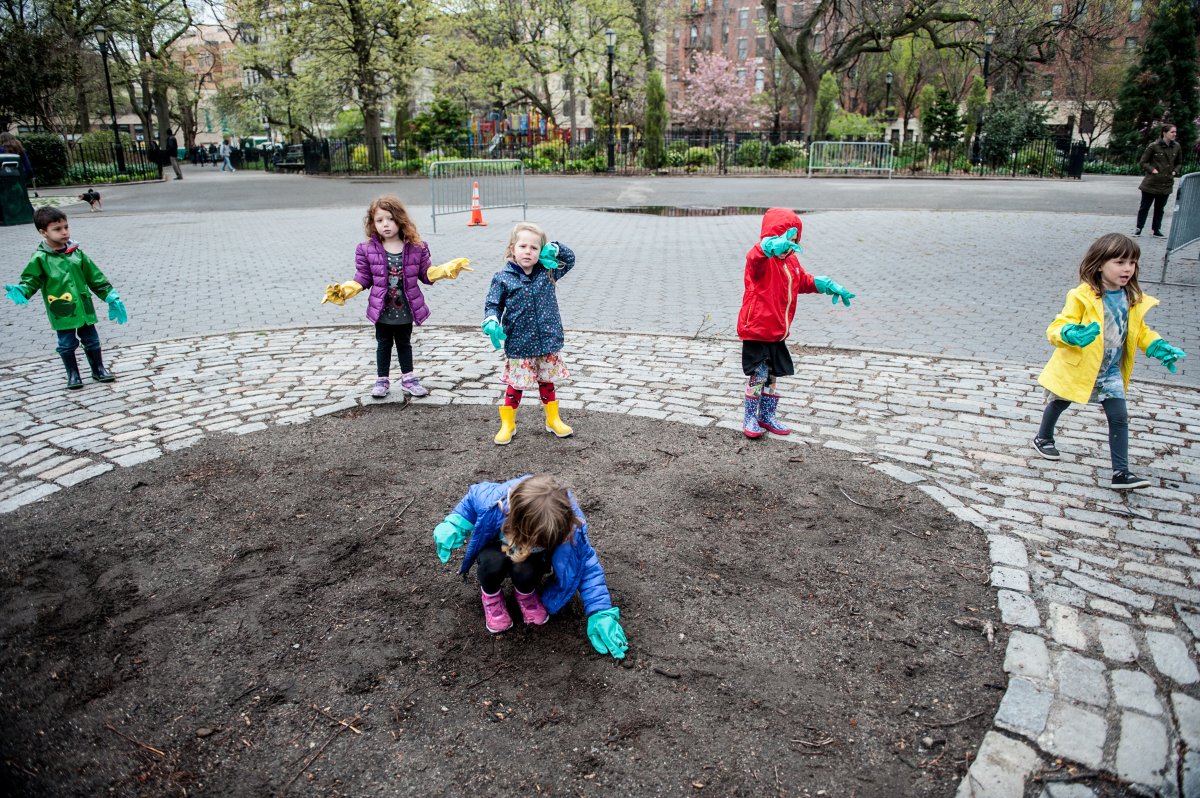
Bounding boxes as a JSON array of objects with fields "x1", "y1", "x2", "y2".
[
  {"x1": 60, "y1": 352, "x2": 83, "y2": 390},
  {"x1": 84, "y1": 348, "x2": 115, "y2": 382}
]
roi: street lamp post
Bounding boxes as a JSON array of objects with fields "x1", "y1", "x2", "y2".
[
  {"x1": 884, "y1": 71, "x2": 893, "y2": 118},
  {"x1": 970, "y1": 29, "x2": 995, "y2": 167},
  {"x1": 94, "y1": 26, "x2": 127, "y2": 174},
  {"x1": 605, "y1": 28, "x2": 616, "y2": 173}
]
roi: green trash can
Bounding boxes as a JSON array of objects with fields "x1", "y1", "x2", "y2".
[{"x1": 0, "y1": 153, "x2": 34, "y2": 226}]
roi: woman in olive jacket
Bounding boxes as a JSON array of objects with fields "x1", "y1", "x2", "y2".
[{"x1": 1135, "y1": 124, "x2": 1182, "y2": 237}]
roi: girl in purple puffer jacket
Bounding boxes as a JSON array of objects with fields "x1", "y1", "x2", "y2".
[{"x1": 322, "y1": 195, "x2": 472, "y2": 398}]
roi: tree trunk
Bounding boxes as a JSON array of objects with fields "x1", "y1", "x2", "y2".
[
  {"x1": 154, "y1": 83, "x2": 171, "y2": 147},
  {"x1": 363, "y1": 102, "x2": 383, "y2": 170}
]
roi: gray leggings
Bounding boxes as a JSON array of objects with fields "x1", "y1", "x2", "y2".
[{"x1": 1038, "y1": 397, "x2": 1130, "y2": 473}]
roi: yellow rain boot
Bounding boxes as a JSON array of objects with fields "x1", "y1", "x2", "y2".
[
  {"x1": 543, "y1": 400, "x2": 573, "y2": 438},
  {"x1": 495, "y1": 405, "x2": 517, "y2": 445}
]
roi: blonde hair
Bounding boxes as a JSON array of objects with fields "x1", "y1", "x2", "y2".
[
  {"x1": 505, "y1": 222, "x2": 547, "y2": 261},
  {"x1": 1079, "y1": 233, "x2": 1143, "y2": 306},
  {"x1": 364, "y1": 195, "x2": 422, "y2": 244},
  {"x1": 502, "y1": 474, "x2": 581, "y2": 563}
]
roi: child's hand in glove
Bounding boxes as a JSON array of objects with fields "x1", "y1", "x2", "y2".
[
  {"x1": 587, "y1": 607, "x2": 629, "y2": 659},
  {"x1": 1147, "y1": 339, "x2": 1187, "y2": 373}
]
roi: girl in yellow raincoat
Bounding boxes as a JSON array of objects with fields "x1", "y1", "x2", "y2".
[{"x1": 1034, "y1": 233, "x2": 1186, "y2": 490}]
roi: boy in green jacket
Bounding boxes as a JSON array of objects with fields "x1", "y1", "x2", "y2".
[{"x1": 5, "y1": 207, "x2": 128, "y2": 389}]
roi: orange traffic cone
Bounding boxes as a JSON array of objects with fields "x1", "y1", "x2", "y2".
[{"x1": 467, "y1": 181, "x2": 487, "y2": 227}]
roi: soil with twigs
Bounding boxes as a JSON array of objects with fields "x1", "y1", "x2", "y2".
[{"x1": 0, "y1": 403, "x2": 1004, "y2": 796}]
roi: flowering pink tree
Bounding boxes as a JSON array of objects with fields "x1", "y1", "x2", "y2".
[{"x1": 673, "y1": 52, "x2": 769, "y2": 134}]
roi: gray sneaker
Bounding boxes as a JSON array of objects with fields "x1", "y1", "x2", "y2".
[
  {"x1": 370, "y1": 377, "x2": 390, "y2": 399},
  {"x1": 1032, "y1": 437, "x2": 1060, "y2": 460}
]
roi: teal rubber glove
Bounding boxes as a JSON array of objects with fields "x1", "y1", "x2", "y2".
[
  {"x1": 482, "y1": 317, "x2": 506, "y2": 350},
  {"x1": 5, "y1": 284, "x2": 28, "y2": 305},
  {"x1": 586, "y1": 607, "x2": 628, "y2": 659},
  {"x1": 433, "y1": 513, "x2": 474, "y2": 563},
  {"x1": 538, "y1": 242, "x2": 560, "y2": 270},
  {"x1": 1147, "y1": 339, "x2": 1187, "y2": 373},
  {"x1": 760, "y1": 227, "x2": 802, "y2": 259},
  {"x1": 106, "y1": 292, "x2": 128, "y2": 325},
  {"x1": 813, "y1": 276, "x2": 855, "y2": 307},
  {"x1": 1060, "y1": 322, "x2": 1100, "y2": 348}
]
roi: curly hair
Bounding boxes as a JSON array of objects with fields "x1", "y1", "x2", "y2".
[
  {"x1": 502, "y1": 474, "x2": 581, "y2": 563},
  {"x1": 1079, "y1": 232, "x2": 1143, "y2": 306},
  {"x1": 364, "y1": 195, "x2": 422, "y2": 244}
]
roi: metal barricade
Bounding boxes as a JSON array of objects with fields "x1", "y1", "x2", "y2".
[
  {"x1": 428, "y1": 159, "x2": 527, "y2": 233},
  {"x1": 806, "y1": 141, "x2": 894, "y2": 178},
  {"x1": 1155, "y1": 172, "x2": 1200, "y2": 286}
]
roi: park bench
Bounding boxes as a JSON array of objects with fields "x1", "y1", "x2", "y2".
[{"x1": 274, "y1": 144, "x2": 306, "y2": 172}]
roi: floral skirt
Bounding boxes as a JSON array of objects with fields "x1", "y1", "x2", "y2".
[{"x1": 500, "y1": 352, "x2": 569, "y2": 391}]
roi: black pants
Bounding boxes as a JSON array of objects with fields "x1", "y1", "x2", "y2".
[
  {"x1": 476, "y1": 539, "x2": 550, "y2": 594},
  {"x1": 1037, "y1": 397, "x2": 1130, "y2": 473},
  {"x1": 375, "y1": 322, "x2": 413, "y2": 376},
  {"x1": 1136, "y1": 191, "x2": 1168, "y2": 233}
]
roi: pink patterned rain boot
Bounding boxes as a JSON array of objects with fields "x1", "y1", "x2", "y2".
[
  {"x1": 480, "y1": 588, "x2": 513, "y2": 633},
  {"x1": 514, "y1": 589, "x2": 549, "y2": 625}
]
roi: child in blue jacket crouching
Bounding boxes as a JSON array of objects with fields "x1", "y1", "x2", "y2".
[{"x1": 433, "y1": 473, "x2": 628, "y2": 659}]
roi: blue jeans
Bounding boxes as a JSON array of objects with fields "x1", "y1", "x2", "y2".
[
  {"x1": 55, "y1": 324, "x2": 101, "y2": 355},
  {"x1": 221, "y1": 156, "x2": 234, "y2": 171}
]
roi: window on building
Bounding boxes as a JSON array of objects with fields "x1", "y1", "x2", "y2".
[
  {"x1": 813, "y1": 32, "x2": 823, "y2": 51},
  {"x1": 704, "y1": 22, "x2": 712, "y2": 43},
  {"x1": 755, "y1": 68, "x2": 765, "y2": 93},
  {"x1": 1050, "y1": 4, "x2": 1062, "y2": 18},
  {"x1": 1124, "y1": 36, "x2": 1137, "y2": 49},
  {"x1": 690, "y1": 25, "x2": 698, "y2": 44},
  {"x1": 737, "y1": 68, "x2": 747, "y2": 85},
  {"x1": 722, "y1": 21, "x2": 729, "y2": 43},
  {"x1": 1101, "y1": 1, "x2": 1115, "y2": 23},
  {"x1": 737, "y1": 37, "x2": 749, "y2": 59},
  {"x1": 792, "y1": 1, "x2": 804, "y2": 21},
  {"x1": 1130, "y1": 0, "x2": 1142, "y2": 21},
  {"x1": 706, "y1": 0, "x2": 713, "y2": 8},
  {"x1": 1080, "y1": 109, "x2": 1095, "y2": 134},
  {"x1": 756, "y1": 7, "x2": 766, "y2": 22},
  {"x1": 580, "y1": 100, "x2": 588, "y2": 116},
  {"x1": 756, "y1": 36, "x2": 769, "y2": 56},
  {"x1": 739, "y1": 8, "x2": 749, "y2": 27}
]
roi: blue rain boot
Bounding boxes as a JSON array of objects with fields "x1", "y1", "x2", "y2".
[
  {"x1": 757, "y1": 391, "x2": 791, "y2": 435},
  {"x1": 743, "y1": 394, "x2": 763, "y2": 439}
]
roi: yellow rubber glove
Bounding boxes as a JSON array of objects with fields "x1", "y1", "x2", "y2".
[
  {"x1": 339, "y1": 281, "x2": 364, "y2": 300},
  {"x1": 321, "y1": 284, "x2": 346, "y2": 305},
  {"x1": 427, "y1": 258, "x2": 474, "y2": 282}
]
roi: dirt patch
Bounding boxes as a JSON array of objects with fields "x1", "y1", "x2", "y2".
[{"x1": 0, "y1": 404, "x2": 1004, "y2": 796}]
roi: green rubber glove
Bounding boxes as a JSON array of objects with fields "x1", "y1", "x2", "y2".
[
  {"x1": 813, "y1": 276, "x2": 855, "y2": 307},
  {"x1": 586, "y1": 607, "x2": 628, "y2": 659},
  {"x1": 1147, "y1": 339, "x2": 1187, "y2": 373},
  {"x1": 433, "y1": 513, "x2": 474, "y2": 563},
  {"x1": 106, "y1": 292, "x2": 128, "y2": 325},
  {"x1": 538, "y1": 242, "x2": 560, "y2": 270},
  {"x1": 760, "y1": 227, "x2": 802, "y2": 259},
  {"x1": 5, "y1": 284, "x2": 28, "y2": 305},
  {"x1": 1060, "y1": 322, "x2": 1100, "y2": 348},
  {"x1": 482, "y1": 317, "x2": 506, "y2": 350}
]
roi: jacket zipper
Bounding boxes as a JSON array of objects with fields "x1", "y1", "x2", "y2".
[{"x1": 782, "y1": 260, "x2": 794, "y2": 331}]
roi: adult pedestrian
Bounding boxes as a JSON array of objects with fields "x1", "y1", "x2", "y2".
[
  {"x1": 0, "y1": 132, "x2": 36, "y2": 195},
  {"x1": 166, "y1": 131, "x2": 183, "y2": 180},
  {"x1": 1134, "y1": 123, "x2": 1182, "y2": 238},
  {"x1": 219, "y1": 138, "x2": 236, "y2": 172}
]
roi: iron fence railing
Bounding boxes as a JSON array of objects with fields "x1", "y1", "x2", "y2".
[
  {"x1": 61, "y1": 140, "x2": 162, "y2": 185},
  {"x1": 263, "y1": 134, "x2": 1199, "y2": 182}
]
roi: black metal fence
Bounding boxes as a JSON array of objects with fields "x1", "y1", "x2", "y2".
[
  {"x1": 266, "y1": 133, "x2": 1199, "y2": 181},
  {"x1": 60, "y1": 140, "x2": 162, "y2": 185}
]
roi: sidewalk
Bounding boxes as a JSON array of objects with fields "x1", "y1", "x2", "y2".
[{"x1": 1, "y1": 325, "x2": 1198, "y2": 797}]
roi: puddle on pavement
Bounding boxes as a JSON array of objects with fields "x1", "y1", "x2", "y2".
[{"x1": 591, "y1": 206, "x2": 811, "y2": 217}]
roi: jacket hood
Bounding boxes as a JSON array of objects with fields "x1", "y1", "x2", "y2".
[
  {"x1": 759, "y1": 208, "x2": 803, "y2": 240},
  {"x1": 37, "y1": 239, "x2": 79, "y2": 255}
]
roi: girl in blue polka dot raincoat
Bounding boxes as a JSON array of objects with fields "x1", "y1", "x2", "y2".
[{"x1": 482, "y1": 222, "x2": 576, "y2": 445}]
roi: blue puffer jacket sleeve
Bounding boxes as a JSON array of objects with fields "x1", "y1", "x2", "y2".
[
  {"x1": 455, "y1": 476, "x2": 530, "y2": 576},
  {"x1": 539, "y1": 492, "x2": 614, "y2": 616},
  {"x1": 483, "y1": 271, "x2": 506, "y2": 322}
]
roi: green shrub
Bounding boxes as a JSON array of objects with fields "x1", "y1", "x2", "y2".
[
  {"x1": 565, "y1": 159, "x2": 592, "y2": 173},
  {"x1": 20, "y1": 132, "x2": 68, "y2": 185},
  {"x1": 684, "y1": 146, "x2": 715, "y2": 166},
  {"x1": 577, "y1": 142, "x2": 597, "y2": 160},
  {"x1": 734, "y1": 139, "x2": 766, "y2": 166},
  {"x1": 667, "y1": 140, "x2": 690, "y2": 155},
  {"x1": 74, "y1": 130, "x2": 136, "y2": 164},
  {"x1": 768, "y1": 143, "x2": 803, "y2": 169},
  {"x1": 533, "y1": 140, "x2": 567, "y2": 163},
  {"x1": 666, "y1": 149, "x2": 686, "y2": 167}
]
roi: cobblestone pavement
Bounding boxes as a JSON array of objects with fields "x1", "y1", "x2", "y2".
[
  {"x1": 1, "y1": 203, "x2": 1196, "y2": 385},
  {"x1": 1, "y1": 326, "x2": 1198, "y2": 797}
]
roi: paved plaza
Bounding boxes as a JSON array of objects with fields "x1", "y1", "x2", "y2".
[{"x1": 1, "y1": 169, "x2": 1198, "y2": 796}]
